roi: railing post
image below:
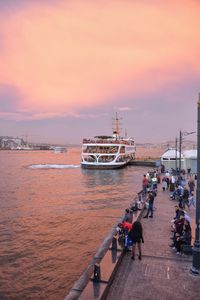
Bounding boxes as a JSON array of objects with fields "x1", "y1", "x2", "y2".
[
  {"x1": 93, "y1": 264, "x2": 101, "y2": 282},
  {"x1": 111, "y1": 235, "x2": 118, "y2": 250}
]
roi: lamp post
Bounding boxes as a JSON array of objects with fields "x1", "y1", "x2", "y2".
[
  {"x1": 179, "y1": 130, "x2": 195, "y2": 175},
  {"x1": 191, "y1": 94, "x2": 200, "y2": 275},
  {"x1": 175, "y1": 137, "x2": 178, "y2": 174},
  {"x1": 179, "y1": 130, "x2": 182, "y2": 174}
]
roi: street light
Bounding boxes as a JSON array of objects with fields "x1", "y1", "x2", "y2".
[
  {"x1": 179, "y1": 130, "x2": 195, "y2": 174},
  {"x1": 191, "y1": 94, "x2": 200, "y2": 275},
  {"x1": 175, "y1": 137, "x2": 178, "y2": 174}
]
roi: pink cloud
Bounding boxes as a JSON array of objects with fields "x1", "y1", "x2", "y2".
[{"x1": 0, "y1": 0, "x2": 200, "y2": 120}]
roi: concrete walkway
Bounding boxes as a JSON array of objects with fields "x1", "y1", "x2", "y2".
[{"x1": 105, "y1": 185, "x2": 200, "y2": 300}]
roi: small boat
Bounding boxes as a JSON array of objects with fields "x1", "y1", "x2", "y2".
[
  {"x1": 54, "y1": 146, "x2": 67, "y2": 153},
  {"x1": 81, "y1": 113, "x2": 136, "y2": 169},
  {"x1": 16, "y1": 145, "x2": 34, "y2": 150}
]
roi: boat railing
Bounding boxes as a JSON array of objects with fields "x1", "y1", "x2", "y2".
[
  {"x1": 82, "y1": 139, "x2": 134, "y2": 145},
  {"x1": 82, "y1": 149, "x2": 119, "y2": 154}
]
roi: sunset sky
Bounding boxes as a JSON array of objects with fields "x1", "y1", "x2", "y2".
[{"x1": 0, "y1": 0, "x2": 199, "y2": 144}]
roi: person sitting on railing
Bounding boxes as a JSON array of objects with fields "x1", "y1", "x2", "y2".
[
  {"x1": 173, "y1": 219, "x2": 192, "y2": 255},
  {"x1": 174, "y1": 211, "x2": 185, "y2": 234},
  {"x1": 171, "y1": 184, "x2": 184, "y2": 203},
  {"x1": 170, "y1": 205, "x2": 183, "y2": 232},
  {"x1": 120, "y1": 222, "x2": 133, "y2": 231},
  {"x1": 173, "y1": 205, "x2": 182, "y2": 220},
  {"x1": 170, "y1": 210, "x2": 185, "y2": 248},
  {"x1": 116, "y1": 222, "x2": 132, "y2": 248},
  {"x1": 130, "y1": 202, "x2": 139, "y2": 212},
  {"x1": 122, "y1": 208, "x2": 133, "y2": 224},
  {"x1": 170, "y1": 186, "x2": 179, "y2": 200}
]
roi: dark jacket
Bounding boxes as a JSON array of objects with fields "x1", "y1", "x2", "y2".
[
  {"x1": 183, "y1": 189, "x2": 189, "y2": 200},
  {"x1": 128, "y1": 227, "x2": 144, "y2": 244},
  {"x1": 175, "y1": 217, "x2": 184, "y2": 235},
  {"x1": 180, "y1": 225, "x2": 192, "y2": 245},
  {"x1": 148, "y1": 193, "x2": 154, "y2": 205}
]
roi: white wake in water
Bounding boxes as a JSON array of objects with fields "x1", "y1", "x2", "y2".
[{"x1": 29, "y1": 164, "x2": 80, "y2": 169}]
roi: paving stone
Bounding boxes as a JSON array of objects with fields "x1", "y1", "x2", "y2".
[{"x1": 105, "y1": 184, "x2": 199, "y2": 300}]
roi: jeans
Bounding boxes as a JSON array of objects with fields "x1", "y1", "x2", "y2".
[{"x1": 146, "y1": 203, "x2": 153, "y2": 217}]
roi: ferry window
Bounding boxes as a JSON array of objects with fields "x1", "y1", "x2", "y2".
[
  {"x1": 98, "y1": 156, "x2": 115, "y2": 162},
  {"x1": 107, "y1": 146, "x2": 118, "y2": 153},
  {"x1": 83, "y1": 155, "x2": 96, "y2": 162},
  {"x1": 82, "y1": 146, "x2": 87, "y2": 153},
  {"x1": 89, "y1": 146, "x2": 97, "y2": 153},
  {"x1": 116, "y1": 155, "x2": 124, "y2": 162},
  {"x1": 120, "y1": 146, "x2": 125, "y2": 153}
]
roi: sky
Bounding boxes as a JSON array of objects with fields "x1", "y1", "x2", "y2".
[{"x1": 0, "y1": 0, "x2": 199, "y2": 145}]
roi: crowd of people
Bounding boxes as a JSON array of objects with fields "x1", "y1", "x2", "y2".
[
  {"x1": 116, "y1": 169, "x2": 161, "y2": 260},
  {"x1": 159, "y1": 168, "x2": 195, "y2": 255},
  {"x1": 117, "y1": 220, "x2": 144, "y2": 260},
  {"x1": 116, "y1": 167, "x2": 196, "y2": 259},
  {"x1": 165, "y1": 170, "x2": 196, "y2": 255}
]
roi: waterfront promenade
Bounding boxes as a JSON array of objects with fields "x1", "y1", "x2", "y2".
[{"x1": 105, "y1": 184, "x2": 200, "y2": 300}]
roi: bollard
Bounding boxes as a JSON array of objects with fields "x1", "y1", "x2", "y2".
[{"x1": 93, "y1": 264, "x2": 101, "y2": 282}]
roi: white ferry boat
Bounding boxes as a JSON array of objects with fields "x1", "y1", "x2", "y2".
[
  {"x1": 54, "y1": 146, "x2": 67, "y2": 153},
  {"x1": 81, "y1": 114, "x2": 136, "y2": 169}
]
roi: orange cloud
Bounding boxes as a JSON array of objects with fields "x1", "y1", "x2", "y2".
[{"x1": 0, "y1": 0, "x2": 200, "y2": 120}]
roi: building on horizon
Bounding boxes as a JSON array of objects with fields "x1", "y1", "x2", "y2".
[
  {"x1": 0, "y1": 136, "x2": 25, "y2": 149},
  {"x1": 161, "y1": 148, "x2": 197, "y2": 173}
]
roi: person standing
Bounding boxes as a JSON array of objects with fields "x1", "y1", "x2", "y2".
[
  {"x1": 143, "y1": 191, "x2": 155, "y2": 218},
  {"x1": 128, "y1": 221, "x2": 144, "y2": 260},
  {"x1": 182, "y1": 187, "x2": 190, "y2": 209},
  {"x1": 188, "y1": 191, "x2": 196, "y2": 208},
  {"x1": 162, "y1": 177, "x2": 167, "y2": 191},
  {"x1": 187, "y1": 168, "x2": 191, "y2": 177},
  {"x1": 169, "y1": 175, "x2": 176, "y2": 192},
  {"x1": 188, "y1": 176, "x2": 195, "y2": 195},
  {"x1": 142, "y1": 174, "x2": 148, "y2": 195},
  {"x1": 152, "y1": 176, "x2": 158, "y2": 190}
]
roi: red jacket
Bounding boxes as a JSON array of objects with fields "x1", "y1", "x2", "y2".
[{"x1": 121, "y1": 222, "x2": 132, "y2": 231}]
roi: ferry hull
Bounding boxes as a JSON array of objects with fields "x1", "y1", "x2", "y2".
[{"x1": 81, "y1": 162, "x2": 128, "y2": 169}]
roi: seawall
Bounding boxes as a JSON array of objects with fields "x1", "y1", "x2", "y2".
[
  {"x1": 129, "y1": 160, "x2": 156, "y2": 167},
  {"x1": 64, "y1": 191, "x2": 146, "y2": 300}
]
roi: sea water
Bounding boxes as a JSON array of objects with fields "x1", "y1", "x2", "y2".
[{"x1": 0, "y1": 148, "x2": 149, "y2": 299}]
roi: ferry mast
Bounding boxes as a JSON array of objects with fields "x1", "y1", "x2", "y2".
[{"x1": 112, "y1": 112, "x2": 122, "y2": 137}]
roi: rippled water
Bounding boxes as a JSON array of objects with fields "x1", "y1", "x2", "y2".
[{"x1": 0, "y1": 148, "x2": 149, "y2": 300}]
